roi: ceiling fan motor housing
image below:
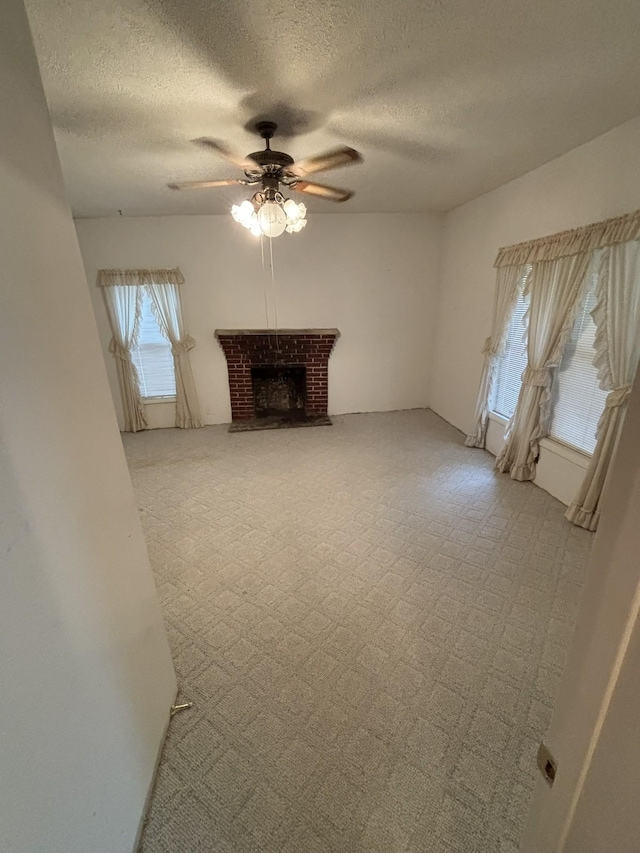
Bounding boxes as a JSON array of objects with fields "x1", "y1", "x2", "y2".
[{"x1": 246, "y1": 149, "x2": 294, "y2": 171}]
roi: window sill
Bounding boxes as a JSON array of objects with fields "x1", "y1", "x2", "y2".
[
  {"x1": 488, "y1": 411, "x2": 591, "y2": 469},
  {"x1": 142, "y1": 396, "x2": 176, "y2": 405},
  {"x1": 540, "y1": 437, "x2": 591, "y2": 469},
  {"x1": 488, "y1": 411, "x2": 509, "y2": 427}
]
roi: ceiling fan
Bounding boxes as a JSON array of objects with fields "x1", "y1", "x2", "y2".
[
  {"x1": 168, "y1": 121, "x2": 363, "y2": 236},
  {"x1": 169, "y1": 120, "x2": 362, "y2": 201}
]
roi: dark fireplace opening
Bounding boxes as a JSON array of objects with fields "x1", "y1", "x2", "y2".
[{"x1": 252, "y1": 365, "x2": 307, "y2": 422}]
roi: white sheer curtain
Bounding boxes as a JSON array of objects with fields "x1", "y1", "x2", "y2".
[
  {"x1": 146, "y1": 282, "x2": 203, "y2": 429},
  {"x1": 566, "y1": 241, "x2": 640, "y2": 530},
  {"x1": 466, "y1": 264, "x2": 531, "y2": 448},
  {"x1": 101, "y1": 284, "x2": 147, "y2": 432},
  {"x1": 496, "y1": 252, "x2": 590, "y2": 480}
]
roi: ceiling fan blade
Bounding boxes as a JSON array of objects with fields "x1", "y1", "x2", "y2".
[
  {"x1": 285, "y1": 146, "x2": 362, "y2": 178},
  {"x1": 291, "y1": 180, "x2": 354, "y2": 202},
  {"x1": 194, "y1": 137, "x2": 262, "y2": 172},
  {"x1": 168, "y1": 178, "x2": 252, "y2": 190}
]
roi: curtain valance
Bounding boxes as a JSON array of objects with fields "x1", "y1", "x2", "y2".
[
  {"x1": 494, "y1": 209, "x2": 640, "y2": 269},
  {"x1": 97, "y1": 268, "x2": 185, "y2": 287}
]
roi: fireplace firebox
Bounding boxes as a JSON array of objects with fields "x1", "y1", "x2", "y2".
[
  {"x1": 215, "y1": 329, "x2": 339, "y2": 432},
  {"x1": 252, "y1": 365, "x2": 306, "y2": 421}
]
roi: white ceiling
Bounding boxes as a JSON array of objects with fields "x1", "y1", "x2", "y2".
[{"x1": 26, "y1": 0, "x2": 640, "y2": 218}]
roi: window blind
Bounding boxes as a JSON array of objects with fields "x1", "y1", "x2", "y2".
[
  {"x1": 492, "y1": 282, "x2": 529, "y2": 419},
  {"x1": 549, "y1": 267, "x2": 607, "y2": 454},
  {"x1": 131, "y1": 291, "x2": 176, "y2": 399}
]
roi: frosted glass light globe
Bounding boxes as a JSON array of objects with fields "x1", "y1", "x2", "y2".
[
  {"x1": 237, "y1": 200, "x2": 255, "y2": 228},
  {"x1": 258, "y1": 201, "x2": 287, "y2": 237},
  {"x1": 283, "y1": 198, "x2": 300, "y2": 220}
]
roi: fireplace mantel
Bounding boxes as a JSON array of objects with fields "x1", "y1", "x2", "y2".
[
  {"x1": 215, "y1": 328, "x2": 340, "y2": 337},
  {"x1": 215, "y1": 328, "x2": 340, "y2": 426}
]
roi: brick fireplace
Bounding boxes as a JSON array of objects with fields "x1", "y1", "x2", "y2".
[{"x1": 215, "y1": 329, "x2": 339, "y2": 429}]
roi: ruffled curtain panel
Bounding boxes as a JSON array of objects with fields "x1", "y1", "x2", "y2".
[
  {"x1": 465, "y1": 264, "x2": 531, "y2": 448},
  {"x1": 496, "y1": 253, "x2": 590, "y2": 480},
  {"x1": 566, "y1": 242, "x2": 640, "y2": 529},
  {"x1": 100, "y1": 284, "x2": 147, "y2": 432},
  {"x1": 146, "y1": 281, "x2": 203, "y2": 429},
  {"x1": 98, "y1": 268, "x2": 202, "y2": 431}
]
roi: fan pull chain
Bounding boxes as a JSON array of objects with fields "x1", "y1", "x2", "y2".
[
  {"x1": 259, "y1": 234, "x2": 271, "y2": 347},
  {"x1": 268, "y1": 234, "x2": 280, "y2": 352}
]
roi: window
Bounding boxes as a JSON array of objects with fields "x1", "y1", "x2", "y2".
[
  {"x1": 549, "y1": 265, "x2": 607, "y2": 454},
  {"x1": 492, "y1": 259, "x2": 608, "y2": 456},
  {"x1": 131, "y1": 290, "x2": 176, "y2": 399},
  {"x1": 492, "y1": 278, "x2": 529, "y2": 419}
]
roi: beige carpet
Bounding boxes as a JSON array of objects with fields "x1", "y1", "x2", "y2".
[{"x1": 127, "y1": 410, "x2": 591, "y2": 853}]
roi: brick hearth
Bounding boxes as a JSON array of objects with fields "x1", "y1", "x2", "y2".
[{"x1": 215, "y1": 329, "x2": 340, "y2": 421}]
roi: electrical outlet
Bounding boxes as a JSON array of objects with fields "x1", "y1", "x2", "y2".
[{"x1": 537, "y1": 742, "x2": 557, "y2": 786}]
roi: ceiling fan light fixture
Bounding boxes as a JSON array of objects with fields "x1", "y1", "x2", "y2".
[{"x1": 232, "y1": 193, "x2": 307, "y2": 238}]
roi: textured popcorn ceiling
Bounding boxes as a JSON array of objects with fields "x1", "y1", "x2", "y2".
[{"x1": 26, "y1": 0, "x2": 640, "y2": 217}]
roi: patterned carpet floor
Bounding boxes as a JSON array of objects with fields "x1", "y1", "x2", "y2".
[{"x1": 126, "y1": 409, "x2": 591, "y2": 853}]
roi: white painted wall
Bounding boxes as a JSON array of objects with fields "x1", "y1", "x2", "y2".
[
  {"x1": 430, "y1": 116, "x2": 640, "y2": 503},
  {"x1": 520, "y1": 373, "x2": 640, "y2": 853},
  {"x1": 0, "y1": 2, "x2": 176, "y2": 851},
  {"x1": 75, "y1": 213, "x2": 443, "y2": 429}
]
